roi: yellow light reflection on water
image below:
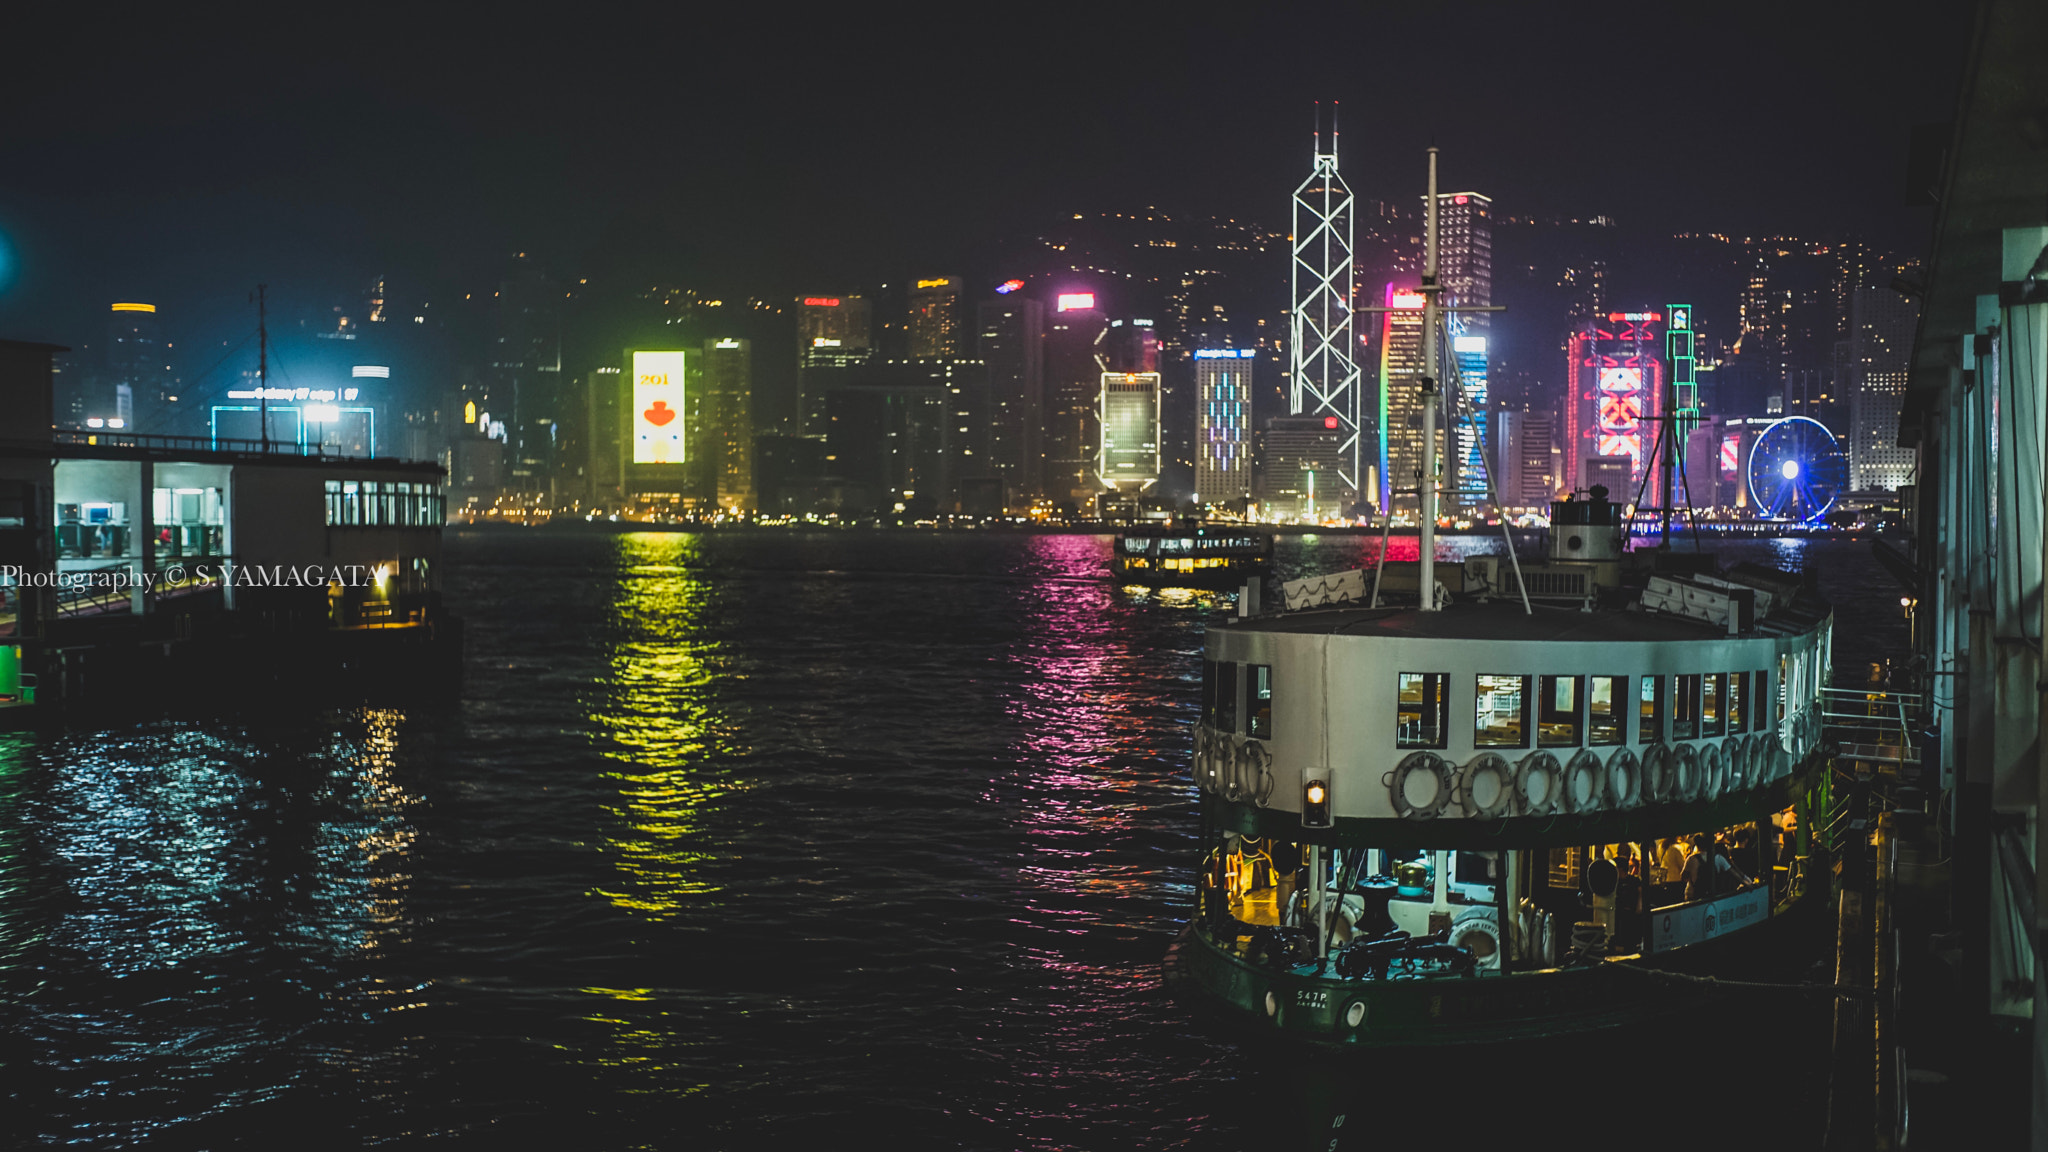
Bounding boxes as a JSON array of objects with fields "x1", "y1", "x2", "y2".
[{"x1": 587, "y1": 533, "x2": 739, "y2": 919}]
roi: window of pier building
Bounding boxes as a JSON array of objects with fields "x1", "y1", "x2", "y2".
[
  {"x1": 1474, "y1": 674, "x2": 1529, "y2": 748},
  {"x1": 325, "y1": 480, "x2": 445, "y2": 527},
  {"x1": 1588, "y1": 676, "x2": 1627, "y2": 745},
  {"x1": 1537, "y1": 674, "x2": 1582, "y2": 747},
  {"x1": 1247, "y1": 664, "x2": 1272, "y2": 739},
  {"x1": 1639, "y1": 675, "x2": 1666, "y2": 744},
  {"x1": 1728, "y1": 672, "x2": 1748, "y2": 733},
  {"x1": 1396, "y1": 672, "x2": 1450, "y2": 749}
]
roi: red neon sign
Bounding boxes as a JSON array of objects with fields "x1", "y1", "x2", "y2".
[
  {"x1": 803, "y1": 297, "x2": 840, "y2": 307},
  {"x1": 1454, "y1": 195, "x2": 1468, "y2": 205},
  {"x1": 1324, "y1": 416, "x2": 1339, "y2": 429}
]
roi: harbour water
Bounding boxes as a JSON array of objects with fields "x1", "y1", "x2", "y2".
[{"x1": 2, "y1": 531, "x2": 1903, "y2": 1148}]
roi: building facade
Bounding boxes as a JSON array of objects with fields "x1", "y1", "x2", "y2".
[
  {"x1": 907, "y1": 277, "x2": 964, "y2": 358},
  {"x1": 1194, "y1": 350, "x2": 1254, "y2": 507},
  {"x1": 701, "y1": 338, "x2": 755, "y2": 512},
  {"x1": 1847, "y1": 282, "x2": 1920, "y2": 491},
  {"x1": 1262, "y1": 414, "x2": 1348, "y2": 521},
  {"x1": 1565, "y1": 311, "x2": 1666, "y2": 495},
  {"x1": 1097, "y1": 372, "x2": 1161, "y2": 491},
  {"x1": 976, "y1": 297, "x2": 1044, "y2": 505}
]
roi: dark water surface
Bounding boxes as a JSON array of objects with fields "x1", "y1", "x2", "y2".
[{"x1": 3, "y1": 531, "x2": 1905, "y2": 1148}]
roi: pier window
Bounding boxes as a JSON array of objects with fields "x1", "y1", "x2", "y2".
[
  {"x1": 1247, "y1": 665, "x2": 1272, "y2": 740},
  {"x1": 1588, "y1": 676, "x2": 1627, "y2": 745},
  {"x1": 1728, "y1": 672, "x2": 1747, "y2": 733},
  {"x1": 1396, "y1": 673, "x2": 1449, "y2": 749},
  {"x1": 1702, "y1": 674, "x2": 1725, "y2": 737},
  {"x1": 1537, "y1": 675, "x2": 1582, "y2": 747},
  {"x1": 1475, "y1": 674, "x2": 1529, "y2": 749},
  {"x1": 1639, "y1": 676, "x2": 1665, "y2": 744},
  {"x1": 325, "y1": 480, "x2": 446, "y2": 527}
]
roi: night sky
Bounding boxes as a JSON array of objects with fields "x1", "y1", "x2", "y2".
[{"x1": 0, "y1": 2, "x2": 1974, "y2": 353}]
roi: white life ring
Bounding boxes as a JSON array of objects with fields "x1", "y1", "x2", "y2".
[
  {"x1": 1699, "y1": 741, "x2": 1727, "y2": 802},
  {"x1": 1670, "y1": 743, "x2": 1701, "y2": 803},
  {"x1": 1220, "y1": 738, "x2": 1246, "y2": 801},
  {"x1": 1640, "y1": 744, "x2": 1672, "y2": 803},
  {"x1": 1244, "y1": 741, "x2": 1275, "y2": 807},
  {"x1": 1562, "y1": 748, "x2": 1606, "y2": 814},
  {"x1": 1721, "y1": 736, "x2": 1746, "y2": 793},
  {"x1": 1517, "y1": 751, "x2": 1563, "y2": 816},
  {"x1": 1389, "y1": 752, "x2": 1453, "y2": 819},
  {"x1": 1458, "y1": 753, "x2": 1517, "y2": 819},
  {"x1": 1605, "y1": 746, "x2": 1642, "y2": 808},
  {"x1": 1448, "y1": 907, "x2": 1503, "y2": 971}
]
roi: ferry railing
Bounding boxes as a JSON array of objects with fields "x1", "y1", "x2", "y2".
[{"x1": 1820, "y1": 687, "x2": 1924, "y2": 776}]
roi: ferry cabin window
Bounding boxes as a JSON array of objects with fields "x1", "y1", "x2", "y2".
[
  {"x1": 1701, "y1": 673, "x2": 1725, "y2": 737},
  {"x1": 1247, "y1": 665, "x2": 1273, "y2": 740},
  {"x1": 1639, "y1": 675, "x2": 1665, "y2": 744},
  {"x1": 1671, "y1": 675, "x2": 1701, "y2": 740},
  {"x1": 1475, "y1": 674, "x2": 1530, "y2": 749},
  {"x1": 1537, "y1": 675, "x2": 1582, "y2": 747},
  {"x1": 1396, "y1": 673, "x2": 1450, "y2": 749},
  {"x1": 1776, "y1": 657, "x2": 1789, "y2": 724},
  {"x1": 1204, "y1": 660, "x2": 1236, "y2": 729},
  {"x1": 1758, "y1": 669, "x2": 1772, "y2": 730},
  {"x1": 1588, "y1": 676, "x2": 1627, "y2": 746},
  {"x1": 1728, "y1": 672, "x2": 1747, "y2": 733}
]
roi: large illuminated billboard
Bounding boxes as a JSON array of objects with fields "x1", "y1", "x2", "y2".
[
  {"x1": 631, "y1": 350, "x2": 687, "y2": 465},
  {"x1": 1057, "y1": 293, "x2": 1096, "y2": 312}
]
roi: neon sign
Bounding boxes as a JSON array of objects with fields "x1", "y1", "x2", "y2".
[
  {"x1": 1056, "y1": 293, "x2": 1096, "y2": 312},
  {"x1": 1193, "y1": 349, "x2": 1255, "y2": 358},
  {"x1": 1389, "y1": 292, "x2": 1426, "y2": 309},
  {"x1": 1607, "y1": 312, "x2": 1663, "y2": 323},
  {"x1": 915, "y1": 278, "x2": 954, "y2": 289},
  {"x1": 996, "y1": 279, "x2": 1024, "y2": 294},
  {"x1": 802, "y1": 297, "x2": 840, "y2": 307}
]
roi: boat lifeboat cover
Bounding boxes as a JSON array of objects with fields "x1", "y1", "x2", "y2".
[
  {"x1": 1458, "y1": 753, "x2": 1516, "y2": 819},
  {"x1": 1517, "y1": 751, "x2": 1562, "y2": 816},
  {"x1": 1562, "y1": 749, "x2": 1606, "y2": 814},
  {"x1": 1605, "y1": 746, "x2": 1641, "y2": 808},
  {"x1": 1389, "y1": 752, "x2": 1453, "y2": 819}
]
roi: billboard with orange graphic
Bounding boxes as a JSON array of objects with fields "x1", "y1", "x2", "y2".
[{"x1": 631, "y1": 351, "x2": 687, "y2": 465}]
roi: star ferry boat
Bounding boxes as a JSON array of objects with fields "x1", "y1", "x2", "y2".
[
  {"x1": 1164, "y1": 145, "x2": 1836, "y2": 1045},
  {"x1": 1163, "y1": 490, "x2": 1837, "y2": 1046}
]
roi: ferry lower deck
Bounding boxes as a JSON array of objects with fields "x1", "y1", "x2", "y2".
[{"x1": 1168, "y1": 754, "x2": 1833, "y2": 1046}]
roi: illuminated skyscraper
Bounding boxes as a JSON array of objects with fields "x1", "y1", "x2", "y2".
[
  {"x1": 1376, "y1": 284, "x2": 1426, "y2": 515},
  {"x1": 1565, "y1": 311, "x2": 1665, "y2": 496},
  {"x1": 1262, "y1": 415, "x2": 1347, "y2": 521},
  {"x1": 1847, "y1": 282, "x2": 1919, "y2": 490},
  {"x1": 1194, "y1": 350, "x2": 1255, "y2": 506},
  {"x1": 701, "y1": 337, "x2": 755, "y2": 512},
  {"x1": 1432, "y1": 192, "x2": 1492, "y2": 326},
  {"x1": 1044, "y1": 293, "x2": 1106, "y2": 501},
  {"x1": 103, "y1": 302, "x2": 169, "y2": 432},
  {"x1": 798, "y1": 295, "x2": 872, "y2": 367},
  {"x1": 1448, "y1": 324, "x2": 1489, "y2": 509},
  {"x1": 908, "y1": 277, "x2": 964, "y2": 357},
  {"x1": 1097, "y1": 371, "x2": 1161, "y2": 490},
  {"x1": 797, "y1": 294, "x2": 872, "y2": 435},
  {"x1": 976, "y1": 297, "x2": 1044, "y2": 502},
  {"x1": 1290, "y1": 117, "x2": 1363, "y2": 506}
]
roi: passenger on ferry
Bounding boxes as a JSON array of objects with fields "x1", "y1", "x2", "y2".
[
  {"x1": 1682, "y1": 834, "x2": 1752, "y2": 901},
  {"x1": 1657, "y1": 837, "x2": 1690, "y2": 883}
]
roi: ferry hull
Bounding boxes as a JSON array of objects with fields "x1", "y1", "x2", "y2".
[{"x1": 1164, "y1": 883, "x2": 1830, "y2": 1048}]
